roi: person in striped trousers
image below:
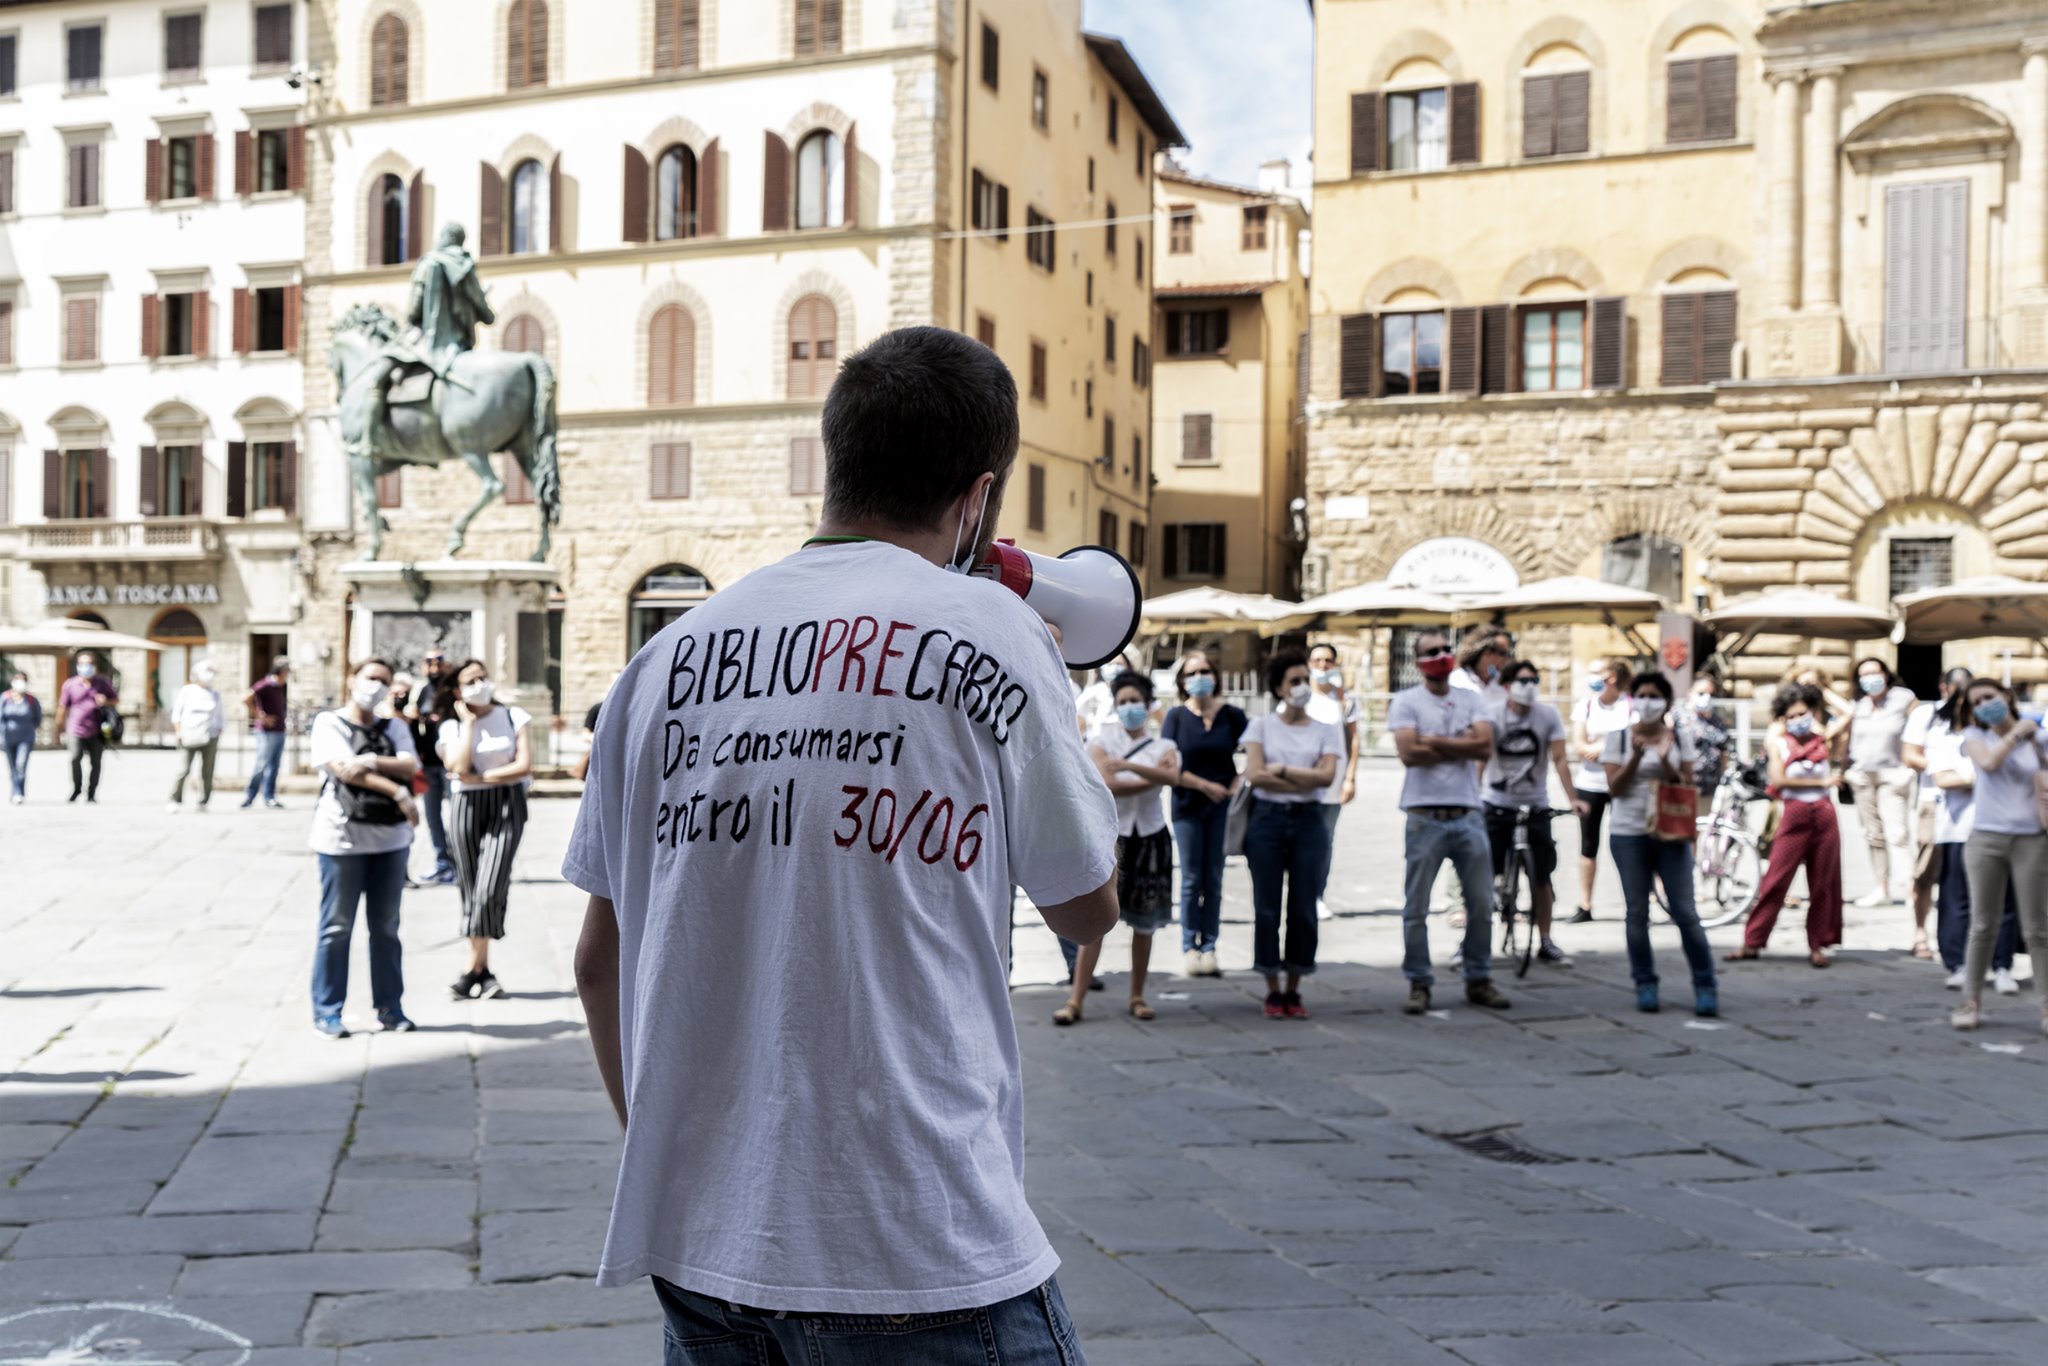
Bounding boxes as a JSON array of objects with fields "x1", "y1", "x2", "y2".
[{"x1": 436, "y1": 659, "x2": 533, "y2": 1000}]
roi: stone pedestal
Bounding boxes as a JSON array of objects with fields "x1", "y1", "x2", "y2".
[
  {"x1": 341, "y1": 559, "x2": 557, "y2": 687},
  {"x1": 1756, "y1": 311, "x2": 1846, "y2": 379},
  {"x1": 2005, "y1": 291, "x2": 2048, "y2": 368}
]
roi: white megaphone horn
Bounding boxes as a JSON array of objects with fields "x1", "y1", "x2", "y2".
[{"x1": 973, "y1": 540, "x2": 1142, "y2": 670}]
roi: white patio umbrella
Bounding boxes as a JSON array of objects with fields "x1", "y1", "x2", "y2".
[
  {"x1": 0, "y1": 617, "x2": 163, "y2": 656},
  {"x1": 1139, "y1": 587, "x2": 1300, "y2": 635},
  {"x1": 1894, "y1": 576, "x2": 2048, "y2": 646},
  {"x1": 1462, "y1": 575, "x2": 1667, "y2": 627},
  {"x1": 1260, "y1": 580, "x2": 1462, "y2": 637},
  {"x1": 1703, "y1": 588, "x2": 1898, "y2": 658}
]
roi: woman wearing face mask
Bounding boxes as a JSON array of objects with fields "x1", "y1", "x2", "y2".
[
  {"x1": 1924, "y1": 676, "x2": 2023, "y2": 993},
  {"x1": 1903, "y1": 667, "x2": 1975, "y2": 961},
  {"x1": 1074, "y1": 653, "x2": 1135, "y2": 741},
  {"x1": 168, "y1": 660, "x2": 225, "y2": 812},
  {"x1": 308, "y1": 656, "x2": 421, "y2": 1038},
  {"x1": 1241, "y1": 649, "x2": 1343, "y2": 1019},
  {"x1": 437, "y1": 659, "x2": 533, "y2": 1000},
  {"x1": 1057, "y1": 673, "x2": 1181, "y2": 1025},
  {"x1": 1160, "y1": 650, "x2": 1246, "y2": 977},
  {"x1": 1, "y1": 670, "x2": 43, "y2": 804},
  {"x1": 1680, "y1": 675, "x2": 1732, "y2": 812},
  {"x1": 1842, "y1": 658, "x2": 1918, "y2": 910},
  {"x1": 1951, "y1": 681, "x2": 2048, "y2": 1033},
  {"x1": 1568, "y1": 657, "x2": 1635, "y2": 923},
  {"x1": 1729, "y1": 683, "x2": 1842, "y2": 967},
  {"x1": 1601, "y1": 674, "x2": 1717, "y2": 1015}
]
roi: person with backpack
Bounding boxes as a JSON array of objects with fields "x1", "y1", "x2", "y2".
[
  {"x1": 308, "y1": 656, "x2": 421, "y2": 1038},
  {"x1": 168, "y1": 660, "x2": 225, "y2": 812},
  {"x1": 55, "y1": 652, "x2": 116, "y2": 804}
]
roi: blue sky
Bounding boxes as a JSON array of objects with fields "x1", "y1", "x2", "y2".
[{"x1": 1082, "y1": 0, "x2": 1314, "y2": 188}]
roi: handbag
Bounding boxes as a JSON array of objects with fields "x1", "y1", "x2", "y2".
[
  {"x1": 1223, "y1": 782, "x2": 1254, "y2": 858},
  {"x1": 332, "y1": 718, "x2": 407, "y2": 825},
  {"x1": 1653, "y1": 781, "x2": 1699, "y2": 841}
]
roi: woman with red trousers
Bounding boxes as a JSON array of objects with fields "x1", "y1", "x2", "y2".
[{"x1": 1728, "y1": 683, "x2": 1843, "y2": 967}]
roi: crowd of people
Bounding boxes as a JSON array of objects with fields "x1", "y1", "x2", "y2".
[{"x1": 1055, "y1": 630, "x2": 2047, "y2": 1033}]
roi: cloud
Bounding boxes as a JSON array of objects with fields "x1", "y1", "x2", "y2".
[{"x1": 1083, "y1": 0, "x2": 1313, "y2": 186}]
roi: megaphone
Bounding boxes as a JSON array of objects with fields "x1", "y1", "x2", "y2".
[{"x1": 974, "y1": 540, "x2": 1142, "y2": 670}]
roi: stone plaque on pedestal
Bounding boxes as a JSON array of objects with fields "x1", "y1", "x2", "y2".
[{"x1": 343, "y1": 559, "x2": 557, "y2": 686}]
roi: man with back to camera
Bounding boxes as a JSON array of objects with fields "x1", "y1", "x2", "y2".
[{"x1": 568, "y1": 326, "x2": 1120, "y2": 1362}]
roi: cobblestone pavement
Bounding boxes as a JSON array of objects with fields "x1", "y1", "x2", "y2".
[{"x1": 4, "y1": 751, "x2": 2047, "y2": 1364}]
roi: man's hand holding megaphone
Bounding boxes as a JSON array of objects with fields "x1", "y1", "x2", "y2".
[{"x1": 971, "y1": 540, "x2": 1142, "y2": 670}]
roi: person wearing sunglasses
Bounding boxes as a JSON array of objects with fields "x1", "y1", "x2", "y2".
[
  {"x1": 1160, "y1": 651, "x2": 1246, "y2": 977},
  {"x1": 1389, "y1": 629, "x2": 1513, "y2": 1016}
]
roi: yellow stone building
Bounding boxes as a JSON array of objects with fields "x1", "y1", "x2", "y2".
[
  {"x1": 1306, "y1": 0, "x2": 2048, "y2": 694},
  {"x1": 293, "y1": 0, "x2": 1180, "y2": 719}
]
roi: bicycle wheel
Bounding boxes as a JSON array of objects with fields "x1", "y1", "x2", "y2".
[
  {"x1": 1696, "y1": 830, "x2": 1762, "y2": 929},
  {"x1": 1511, "y1": 849, "x2": 1536, "y2": 977}
]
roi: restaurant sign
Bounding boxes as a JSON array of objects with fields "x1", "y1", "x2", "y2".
[{"x1": 45, "y1": 583, "x2": 222, "y2": 607}]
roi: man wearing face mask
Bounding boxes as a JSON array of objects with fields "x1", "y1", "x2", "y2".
[
  {"x1": 55, "y1": 653, "x2": 117, "y2": 804},
  {"x1": 1388, "y1": 629, "x2": 1512, "y2": 1016},
  {"x1": 169, "y1": 660, "x2": 226, "y2": 811},
  {"x1": 404, "y1": 649, "x2": 458, "y2": 884},
  {"x1": 1483, "y1": 661, "x2": 1584, "y2": 965},
  {"x1": 1450, "y1": 628, "x2": 1513, "y2": 709},
  {"x1": 566, "y1": 326, "x2": 1118, "y2": 1355},
  {"x1": 1075, "y1": 652, "x2": 1135, "y2": 741},
  {"x1": 240, "y1": 656, "x2": 292, "y2": 810}
]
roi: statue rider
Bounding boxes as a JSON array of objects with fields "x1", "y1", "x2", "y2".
[{"x1": 361, "y1": 222, "x2": 494, "y2": 460}]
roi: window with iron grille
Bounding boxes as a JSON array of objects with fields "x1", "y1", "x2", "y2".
[{"x1": 1889, "y1": 537, "x2": 1953, "y2": 601}]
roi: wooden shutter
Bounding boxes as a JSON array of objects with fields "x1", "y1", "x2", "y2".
[
  {"x1": 480, "y1": 162, "x2": 504, "y2": 255},
  {"x1": 548, "y1": 154, "x2": 563, "y2": 252},
  {"x1": 1522, "y1": 74, "x2": 1555, "y2": 158},
  {"x1": 1350, "y1": 91, "x2": 1380, "y2": 174},
  {"x1": 1449, "y1": 82, "x2": 1481, "y2": 164},
  {"x1": 280, "y1": 441, "x2": 298, "y2": 515},
  {"x1": 1446, "y1": 306, "x2": 1482, "y2": 393},
  {"x1": 819, "y1": 0, "x2": 843, "y2": 52},
  {"x1": 286, "y1": 125, "x2": 305, "y2": 192},
  {"x1": 623, "y1": 144, "x2": 649, "y2": 242},
  {"x1": 192, "y1": 291, "x2": 209, "y2": 359},
  {"x1": 649, "y1": 305, "x2": 695, "y2": 405},
  {"x1": 1182, "y1": 413, "x2": 1213, "y2": 463},
  {"x1": 283, "y1": 284, "x2": 300, "y2": 355},
  {"x1": 197, "y1": 134, "x2": 216, "y2": 199},
  {"x1": 1556, "y1": 71, "x2": 1590, "y2": 155},
  {"x1": 650, "y1": 441, "x2": 691, "y2": 498},
  {"x1": 795, "y1": 0, "x2": 817, "y2": 55},
  {"x1": 996, "y1": 183, "x2": 1008, "y2": 240},
  {"x1": 139, "y1": 445, "x2": 160, "y2": 516},
  {"x1": 371, "y1": 15, "x2": 392, "y2": 104},
  {"x1": 0, "y1": 299, "x2": 11, "y2": 368},
  {"x1": 763, "y1": 132, "x2": 790, "y2": 231},
  {"x1": 1702, "y1": 54, "x2": 1738, "y2": 141},
  {"x1": 1887, "y1": 184, "x2": 1917, "y2": 373},
  {"x1": 69, "y1": 297, "x2": 97, "y2": 362},
  {"x1": 189, "y1": 443, "x2": 203, "y2": 512},
  {"x1": 1660, "y1": 291, "x2": 1701, "y2": 386},
  {"x1": 1589, "y1": 296, "x2": 1627, "y2": 390},
  {"x1": 234, "y1": 130, "x2": 252, "y2": 195},
  {"x1": 1700, "y1": 290, "x2": 1736, "y2": 383},
  {"x1": 0, "y1": 150, "x2": 11, "y2": 217},
  {"x1": 657, "y1": 0, "x2": 701, "y2": 69},
  {"x1": 1338, "y1": 312, "x2": 1376, "y2": 398},
  {"x1": 232, "y1": 287, "x2": 249, "y2": 354},
  {"x1": 141, "y1": 294, "x2": 159, "y2": 359},
  {"x1": 407, "y1": 173, "x2": 426, "y2": 259},
  {"x1": 226, "y1": 442, "x2": 247, "y2": 516},
  {"x1": 366, "y1": 177, "x2": 385, "y2": 265},
  {"x1": 697, "y1": 136, "x2": 719, "y2": 236},
  {"x1": 88, "y1": 449, "x2": 109, "y2": 518},
  {"x1": 43, "y1": 451, "x2": 60, "y2": 520},
  {"x1": 1478, "y1": 303, "x2": 1510, "y2": 394},
  {"x1": 1666, "y1": 58, "x2": 1703, "y2": 143},
  {"x1": 843, "y1": 121, "x2": 857, "y2": 227},
  {"x1": 146, "y1": 139, "x2": 163, "y2": 202}
]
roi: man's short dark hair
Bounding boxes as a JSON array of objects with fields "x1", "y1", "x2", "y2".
[
  {"x1": 821, "y1": 326, "x2": 1021, "y2": 531},
  {"x1": 1110, "y1": 670, "x2": 1154, "y2": 705},
  {"x1": 1631, "y1": 673, "x2": 1675, "y2": 705}
]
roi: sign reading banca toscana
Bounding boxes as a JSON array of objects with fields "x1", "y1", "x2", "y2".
[{"x1": 45, "y1": 583, "x2": 224, "y2": 607}]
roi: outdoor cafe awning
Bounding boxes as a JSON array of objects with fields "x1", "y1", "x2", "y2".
[
  {"x1": 1139, "y1": 587, "x2": 1300, "y2": 636},
  {"x1": 1893, "y1": 575, "x2": 2048, "y2": 646},
  {"x1": 1260, "y1": 581, "x2": 1462, "y2": 637},
  {"x1": 0, "y1": 618, "x2": 163, "y2": 657}
]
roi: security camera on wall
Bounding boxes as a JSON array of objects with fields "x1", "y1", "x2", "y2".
[{"x1": 284, "y1": 63, "x2": 323, "y2": 90}]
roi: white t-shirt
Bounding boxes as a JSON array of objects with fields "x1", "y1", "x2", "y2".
[
  {"x1": 1243, "y1": 712, "x2": 1344, "y2": 805},
  {"x1": 1601, "y1": 725, "x2": 1698, "y2": 837},
  {"x1": 1450, "y1": 667, "x2": 1508, "y2": 710},
  {"x1": 307, "y1": 712, "x2": 417, "y2": 857},
  {"x1": 173, "y1": 684, "x2": 224, "y2": 746},
  {"x1": 1902, "y1": 701, "x2": 1940, "y2": 802},
  {"x1": 1088, "y1": 730, "x2": 1174, "y2": 836},
  {"x1": 1304, "y1": 688, "x2": 1362, "y2": 804},
  {"x1": 1929, "y1": 726, "x2": 1975, "y2": 844},
  {"x1": 1074, "y1": 677, "x2": 1117, "y2": 736},
  {"x1": 1849, "y1": 686, "x2": 1917, "y2": 772},
  {"x1": 1387, "y1": 684, "x2": 1492, "y2": 810},
  {"x1": 1573, "y1": 693, "x2": 1636, "y2": 794},
  {"x1": 560, "y1": 540, "x2": 1117, "y2": 1314},
  {"x1": 1484, "y1": 702, "x2": 1566, "y2": 809},
  {"x1": 1961, "y1": 726, "x2": 2047, "y2": 836},
  {"x1": 438, "y1": 705, "x2": 533, "y2": 791}
]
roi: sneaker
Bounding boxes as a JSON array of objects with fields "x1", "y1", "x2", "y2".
[
  {"x1": 238, "y1": 798, "x2": 254, "y2": 809},
  {"x1": 1694, "y1": 988, "x2": 1719, "y2": 1018},
  {"x1": 450, "y1": 971, "x2": 482, "y2": 1001},
  {"x1": 1995, "y1": 968, "x2": 2019, "y2": 996},
  {"x1": 166, "y1": 802, "x2": 181, "y2": 813},
  {"x1": 377, "y1": 1011, "x2": 417, "y2": 1033},
  {"x1": 264, "y1": 800, "x2": 286, "y2": 810},
  {"x1": 1403, "y1": 983, "x2": 1431, "y2": 1016},
  {"x1": 1636, "y1": 984, "x2": 1661, "y2": 1013},
  {"x1": 194, "y1": 803, "x2": 208, "y2": 814},
  {"x1": 1852, "y1": 888, "x2": 1891, "y2": 909},
  {"x1": 1317, "y1": 898, "x2": 1333, "y2": 921},
  {"x1": 313, "y1": 1016, "x2": 350, "y2": 1039},
  {"x1": 1282, "y1": 991, "x2": 1309, "y2": 1019},
  {"x1": 1945, "y1": 967, "x2": 1968, "y2": 990},
  {"x1": 1536, "y1": 941, "x2": 1570, "y2": 965},
  {"x1": 433, "y1": 868, "x2": 459, "y2": 885},
  {"x1": 1465, "y1": 980, "x2": 1512, "y2": 1010},
  {"x1": 1199, "y1": 950, "x2": 1220, "y2": 977},
  {"x1": 1263, "y1": 991, "x2": 1286, "y2": 1019},
  {"x1": 476, "y1": 972, "x2": 507, "y2": 1000},
  {"x1": 1951, "y1": 1000, "x2": 1982, "y2": 1030},
  {"x1": 1568, "y1": 907, "x2": 1593, "y2": 924},
  {"x1": 1184, "y1": 950, "x2": 1203, "y2": 978}
]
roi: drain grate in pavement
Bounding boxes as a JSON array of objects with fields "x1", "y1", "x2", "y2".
[{"x1": 1438, "y1": 1130, "x2": 1569, "y2": 1165}]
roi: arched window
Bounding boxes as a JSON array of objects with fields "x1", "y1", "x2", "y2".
[
  {"x1": 377, "y1": 173, "x2": 407, "y2": 265},
  {"x1": 787, "y1": 293, "x2": 838, "y2": 398},
  {"x1": 500, "y1": 313, "x2": 545, "y2": 354},
  {"x1": 648, "y1": 304, "x2": 696, "y2": 405},
  {"x1": 509, "y1": 159, "x2": 544, "y2": 254},
  {"x1": 656, "y1": 145, "x2": 698, "y2": 241},
  {"x1": 630, "y1": 564, "x2": 712, "y2": 657},
  {"x1": 795, "y1": 130, "x2": 843, "y2": 230},
  {"x1": 507, "y1": 0, "x2": 548, "y2": 90},
  {"x1": 370, "y1": 12, "x2": 409, "y2": 107}
]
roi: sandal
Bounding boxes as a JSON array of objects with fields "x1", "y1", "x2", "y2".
[
  {"x1": 1722, "y1": 947, "x2": 1762, "y2": 961},
  {"x1": 1809, "y1": 950, "x2": 1831, "y2": 969},
  {"x1": 1911, "y1": 935, "x2": 1933, "y2": 961},
  {"x1": 1129, "y1": 998, "x2": 1155, "y2": 1021},
  {"x1": 1052, "y1": 1003, "x2": 1082, "y2": 1027}
]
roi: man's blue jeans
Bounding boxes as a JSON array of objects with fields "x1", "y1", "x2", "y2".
[
  {"x1": 1245, "y1": 799, "x2": 1329, "y2": 975},
  {"x1": 422, "y1": 765, "x2": 455, "y2": 876},
  {"x1": 245, "y1": 730, "x2": 286, "y2": 805},
  {"x1": 312, "y1": 850, "x2": 407, "y2": 1022},
  {"x1": 1401, "y1": 809, "x2": 1493, "y2": 986},
  {"x1": 655, "y1": 1276, "x2": 1086, "y2": 1365},
  {"x1": 5, "y1": 738, "x2": 31, "y2": 798},
  {"x1": 1610, "y1": 834, "x2": 1718, "y2": 991},
  {"x1": 1173, "y1": 802, "x2": 1229, "y2": 953}
]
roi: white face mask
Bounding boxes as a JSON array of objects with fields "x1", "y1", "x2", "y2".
[
  {"x1": 946, "y1": 480, "x2": 993, "y2": 574},
  {"x1": 352, "y1": 679, "x2": 391, "y2": 713},
  {"x1": 1636, "y1": 697, "x2": 1667, "y2": 724},
  {"x1": 1311, "y1": 667, "x2": 1341, "y2": 688},
  {"x1": 77, "y1": 662, "x2": 96, "y2": 678},
  {"x1": 1509, "y1": 680, "x2": 1539, "y2": 705},
  {"x1": 1287, "y1": 683, "x2": 1312, "y2": 710},
  {"x1": 461, "y1": 679, "x2": 494, "y2": 706},
  {"x1": 8, "y1": 678, "x2": 25, "y2": 692},
  {"x1": 193, "y1": 666, "x2": 217, "y2": 686}
]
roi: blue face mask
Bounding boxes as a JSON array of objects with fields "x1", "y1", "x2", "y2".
[
  {"x1": 1859, "y1": 674, "x2": 1887, "y2": 696},
  {"x1": 1116, "y1": 702, "x2": 1149, "y2": 732},
  {"x1": 1587, "y1": 677, "x2": 1605, "y2": 694},
  {"x1": 1185, "y1": 674, "x2": 1216, "y2": 699},
  {"x1": 1787, "y1": 715, "x2": 1815, "y2": 737},
  {"x1": 1974, "y1": 698, "x2": 2010, "y2": 728}
]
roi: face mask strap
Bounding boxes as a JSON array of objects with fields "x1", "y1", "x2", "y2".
[{"x1": 946, "y1": 479, "x2": 993, "y2": 574}]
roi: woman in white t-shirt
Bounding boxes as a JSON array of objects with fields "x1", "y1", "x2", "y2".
[
  {"x1": 437, "y1": 658, "x2": 533, "y2": 1001},
  {"x1": 168, "y1": 659, "x2": 225, "y2": 811},
  {"x1": 1924, "y1": 680, "x2": 2022, "y2": 993},
  {"x1": 1952, "y1": 680, "x2": 2048, "y2": 1033},
  {"x1": 1569, "y1": 657, "x2": 1636, "y2": 922},
  {"x1": 1056, "y1": 671, "x2": 1180, "y2": 1026},
  {"x1": 1730, "y1": 683, "x2": 1843, "y2": 968},
  {"x1": 1843, "y1": 658, "x2": 1918, "y2": 909},
  {"x1": 1241, "y1": 649, "x2": 1343, "y2": 1020}
]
